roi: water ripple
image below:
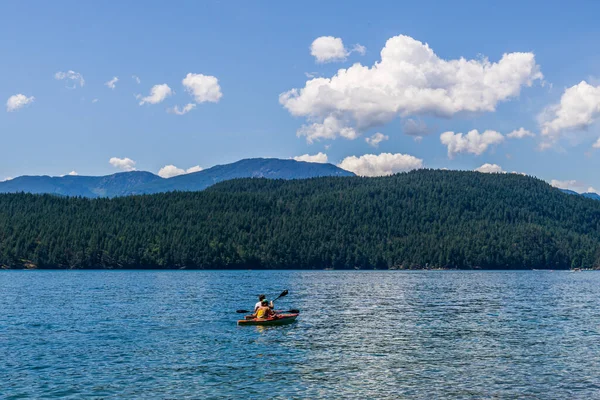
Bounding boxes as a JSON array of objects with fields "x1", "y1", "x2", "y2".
[{"x1": 1, "y1": 270, "x2": 600, "y2": 399}]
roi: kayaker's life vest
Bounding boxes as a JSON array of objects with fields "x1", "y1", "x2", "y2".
[{"x1": 256, "y1": 307, "x2": 269, "y2": 319}]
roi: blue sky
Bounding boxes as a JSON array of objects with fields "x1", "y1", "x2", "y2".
[{"x1": 1, "y1": 1, "x2": 600, "y2": 191}]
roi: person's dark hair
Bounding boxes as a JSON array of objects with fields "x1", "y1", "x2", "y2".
[
  {"x1": 258, "y1": 294, "x2": 266, "y2": 301},
  {"x1": 261, "y1": 299, "x2": 268, "y2": 305}
]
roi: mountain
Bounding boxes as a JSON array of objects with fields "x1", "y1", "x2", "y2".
[
  {"x1": 0, "y1": 171, "x2": 161, "y2": 197},
  {"x1": 582, "y1": 192, "x2": 600, "y2": 201},
  {"x1": 0, "y1": 158, "x2": 354, "y2": 197},
  {"x1": 2, "y1": 169, "x2": 600, "y2": 270},
  {"x1": 560, "y1": 188, "x2": 600, "y2": 201},
  {"x1": 559, "y1": 189, "x2": 579, "y2": 196},
  {"x1": 140, "y1": 158, "x2": 354, "y2": 194}
]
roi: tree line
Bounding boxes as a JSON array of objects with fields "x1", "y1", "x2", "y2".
[{"x1": 1, "y1": 169, "x2": 600, "y2": 270}]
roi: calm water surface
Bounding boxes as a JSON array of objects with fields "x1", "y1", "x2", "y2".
[{"x1": 1, "y1": 270, "x2": 600, "y2": 399}]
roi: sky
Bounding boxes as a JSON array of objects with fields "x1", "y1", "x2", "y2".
[{"x1": 2, "y1": 1, "x2": 600, "y2": 191}]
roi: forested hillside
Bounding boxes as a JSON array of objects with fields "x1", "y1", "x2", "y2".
[{"x1": 1, "y1": 169, "x2": 600, "y2": 270}]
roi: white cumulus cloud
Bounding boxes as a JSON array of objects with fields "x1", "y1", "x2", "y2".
[
  {"x1": 54, "y1": 70, "x2": 85, "y2": 88},
  {"x1": 158, "y1": 165, "x2": 185, "y2": 178},
  {"x1": 338, "y1": 153, "x2": 423, "y2": 177},
  {"x1": 6, "y1": 94, "x2": 35, "y2": 112},
  {"x1": 132, "y1": 75, "x2": 141, "y2": 84},
  {"x1": 507, "y1": 127, "x2": 535, "y2": 139},
  {"x1": 282, "y1": 34, "x2": 542, "y2": 143},
  {"x1": 297, "y1": 115, "x2": 358, "y2": 143},
  {"x1": 138, "y1": 84, "x2": 173, "y2": 105},
  {"x1": 593, "y1": 138, "x2": 600, "y2": 149},
  {"x1": 105, "y1": 76, "x2": 119, "y2": 89},
  {"x1": 440, "y1": 129, "x2": 505, "y2": 158},
  {"x1": 182, "y1": 73, "x2": 222, "y2": 103},
  {"x1": 168, "y1": 103, "x2": 196, "y2": 115},
  {"x1": 475, "y1": 163, "x2": 504, "y2": 173},
  {"x1": 540, "y1": 81, "x2": 600, "y2": 142},
  {"x1": 365, "y1": 132, "x2": 389, "y2": 147},
  {"x1": 109, "y1": 157, "x2": 136, "y2": 171},
  {"x1": 158, "y1": 165, "x2": 203, "y2": 178},
  {"x1": 292, "y1": 152, "x2": 329, "y2": 163},
  {"x1": 310, "y1": 36, "x2": 365, "y2": 63}
]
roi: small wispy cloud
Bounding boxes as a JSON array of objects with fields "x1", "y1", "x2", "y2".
[
  {"x1": 304, "y1": 72, "x2": 320, "y2": 79},
  {"x1": 507, "y1": 127, "x2": 535, "y2": 139},
  {"x1": 158, "y1": 164, "x2": 203, "y2": 178},
  {"x1": 137, "y1": 84, "x2": 173, "y2": 105},
  {"x1": 54, "y1": 70, "x2": 85, "y2": 88},
  {"x1": 168, "y1": 103, "x2": 196, "y2": 115},
  {"x1": 365, "y1": 132, "x2": 389, "y2": 148},
  {"x1": 105, "y1": 76, "x2": 119, "y2": 90},
  {"x1": 60, "y1": 170, "x2": 79, "y2": 177}
]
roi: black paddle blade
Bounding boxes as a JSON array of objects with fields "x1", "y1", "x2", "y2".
[
  {"x1": 288, "y1": 309, "x2": 300, "y2": 314},
  {"x1": 272, "y1": 289, "x2": 289, "y2": 302},
  {"x1": 236, "y1": 309, "x2": 250, "y2": 314}
]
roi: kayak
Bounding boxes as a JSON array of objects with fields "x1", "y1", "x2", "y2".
[{"x1": 237, "y1": 313, "x2": 299, "y2": 326}]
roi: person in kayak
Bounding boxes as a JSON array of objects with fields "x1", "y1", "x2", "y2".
[
  {"x1": 254, "y1": 294, "x2": 273, "y2": 312},
  {"x1": 253, "y1": 300, "x2": 275, "y2": 320}
]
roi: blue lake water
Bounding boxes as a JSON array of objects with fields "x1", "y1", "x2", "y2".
[{"x1": 1, "y1": 270, "x2": 600, "y2": 399}]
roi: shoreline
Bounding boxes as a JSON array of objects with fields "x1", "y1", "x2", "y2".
[{"x1": 2, "y1": 266, "x2": 598, "y2": 271}]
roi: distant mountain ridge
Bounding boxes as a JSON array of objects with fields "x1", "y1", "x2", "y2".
[
  {"x1": 582, "y1": 192, "x2": 600, "y2": 201},
  {"x1": 559, "y1": 188, "x2": 600, "y2": 201},
  {"x1": 0, "y1": 158, "x2": 354, "y2": 197}
]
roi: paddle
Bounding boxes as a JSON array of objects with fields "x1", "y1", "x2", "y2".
[
  {"x1": 236, "y1": 309, "x2": 300, "y2": 314},
  {"x1": 272, "y1": 289, "x2": 288, "y2": 302},
  {"x1": 236, "y1": 290, "x2": 291, "y2": 314}
]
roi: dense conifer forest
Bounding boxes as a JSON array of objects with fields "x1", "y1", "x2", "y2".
[{"x1": 1, "y1": 169, "x2": 600, "y2": 270}]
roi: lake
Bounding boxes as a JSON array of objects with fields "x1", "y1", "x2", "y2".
[{"x1": 1, "y1": 270, "x2": 600, "y2": 399}]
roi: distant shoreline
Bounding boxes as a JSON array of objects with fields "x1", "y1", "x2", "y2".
[{"x1": 2, "y1": 266, "x2": 597, "y2": 271}]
